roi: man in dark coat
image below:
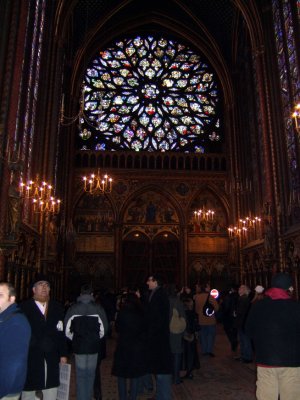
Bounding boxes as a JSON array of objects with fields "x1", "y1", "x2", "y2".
[
  {"x1": 245, "y1": 272, "x2": 300, "y2": 400},
  {"x1": 20, "y1": 275, "x2": 68, "y2": 400},
  {"x1": 0, "y1": 282, "x2": 31, "y2": 400},
  {"x1": 146, "y1": 275, "x2": 172, "y2": 400},
  {"x1": 112, "y1": 292, "x2": 147, "y2": 400}
]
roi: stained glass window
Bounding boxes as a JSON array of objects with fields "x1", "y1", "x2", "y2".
[
  {"x1": 272, "y1": 0, "x2": 300, "y2": 197},
  {"x1": 79, "y1": 36, "x2": 221, "y2": 152}
]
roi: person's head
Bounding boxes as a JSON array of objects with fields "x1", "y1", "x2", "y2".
[
  {"x1": 184, "y1": 286, "x2": 191, "y2": 294},
  {"x1": 147, "y1": 274, "x2": 163, "y2": 290},
  {"x1": 271, "y1": 273, "x2": 293, "y2": 292},
  {"x1": 200, "y1": 283, "x2": 211, "y2": 293},
  {"x1": 123, "y1": 292, "x2": 139, "y2": 307},
  {"x1": 80, "y1": 284, "x2": 93, "y2": 295},
  {"x1": 32, "y1": 275, "x2": 50, "y2": 302},
  {"x1": 0, "y1": 282, "x2": 16, "y2": 313},
  {"x1": 228, "y1": 283, "x2": 239, "y2": 293},
  {"x1": 238, "y1": 284, "x2": 250, "y2": 296},
  {"x1": 254, "y1": 285, "x2": 264, "y2": 294}
]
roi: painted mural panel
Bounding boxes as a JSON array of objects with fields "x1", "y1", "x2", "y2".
[
  {"x1": 74, "y1": 194, "x2": 114, "y2": 233},
  {"x1": 124, "y1": 191, "x2": 179, "y2": 224},
  {"x1": 189, "y1": 236, "x2": 228, "y2": 253}
]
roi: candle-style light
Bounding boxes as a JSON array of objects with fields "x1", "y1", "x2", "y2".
[
  {"x1": 292, "y1": 103, "x2": 300, "y2": 137},
  {"x1": 19, "y1": 175, "x2": 61, "y2": 214},
  {"x1": 228, "y1": 214, "x2": 262, "y2": 240},
  {"x1": 82, "y1": 168, "x2": 112, "y2": 195},
  {"x1": 194, "y1": 207, "x2": 215, "y2": 221}
]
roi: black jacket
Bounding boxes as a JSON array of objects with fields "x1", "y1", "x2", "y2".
[
  {"x1": 145, "y1": 287, "x2": 172, "y2": 374},
  {"x1": 112, "y1": 301, "x2": 147, "y2": 378},
  {"x1": 20, "y1": 299, "x2": 68, "y2": 391},
  {"x1": 64, "y1": 294, "x2": 108, "y2": 354},
  {"x1": 245, "y1": 296, "x2": 300, "y2": 367}
]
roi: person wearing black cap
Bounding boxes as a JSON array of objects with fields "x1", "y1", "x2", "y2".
[
  {"x1": 20, "y1": 274, "x2": 68, "y2": 400},
  {"x1": 246, "y1": 272, "x2": 300, "y2": 400}
]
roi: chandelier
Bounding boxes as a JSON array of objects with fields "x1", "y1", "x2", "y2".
[
  {"x1": 228, "y1": 215, "x2": 261, "y2": 239},
  {"x1": 60, "y1": 86, "x2": 104, "y2": 129},
  {"x1": 193, "y1": 207, "x2": 215, "y2": 221},
  {"x1": 292, "y1": 103, "x2": 300, "y2": 135},
  {"x1": 19, "y1": 176, "x2": 61, "y2": 214},
  {"x1": 83, "y1": 169, "x2": 112, "y2": 195}
]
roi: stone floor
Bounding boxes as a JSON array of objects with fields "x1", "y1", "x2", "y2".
[{"x1": 68, "y1": 324, "x2": 257, "y2": 400}]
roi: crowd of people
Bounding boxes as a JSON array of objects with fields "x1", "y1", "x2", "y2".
[{"x1": 1, "y1": 271, "x2": 300, "y2": 400}]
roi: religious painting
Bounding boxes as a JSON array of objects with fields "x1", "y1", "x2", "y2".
[
  {"x1": 124, "y1": 191, "x2": 179, "y2": 224},
  {"x1": 74, "y1": 193, "x2": 114, "y2": 233}
]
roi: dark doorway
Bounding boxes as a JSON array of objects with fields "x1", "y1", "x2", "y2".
[
  {"x1": 122, "y1": 231, "x2": 179, "y2": 287},
  {"x1": 122, "y1": 232, "x2": 150, "y2": 288}
]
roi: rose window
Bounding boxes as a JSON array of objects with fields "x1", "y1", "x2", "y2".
[{"x1": 79, "y1": 36, "x2": 221, "y2": 153}]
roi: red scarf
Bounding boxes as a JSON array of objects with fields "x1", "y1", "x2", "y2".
[{"x1": 265, "y1": 287, "x2": 291, "y2": 300}]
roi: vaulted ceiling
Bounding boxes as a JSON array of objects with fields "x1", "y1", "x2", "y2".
[{"x1": 57, "y1": 0, "x2": 253, "y2": 69}]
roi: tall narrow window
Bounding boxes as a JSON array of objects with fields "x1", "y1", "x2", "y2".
[
  {"x1": 272, "y1": 0, "x2": 300, "y2": 197},
  {"x1": 19, "y1": 1, "x2": 46, "y2": 165}
]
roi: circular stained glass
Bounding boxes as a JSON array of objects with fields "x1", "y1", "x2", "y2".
[{"x1": 80, "y1": 35, "x2": 221, "y2": 152}]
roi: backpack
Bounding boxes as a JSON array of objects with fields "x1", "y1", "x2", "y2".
[
  {"x1": 169, "y1": 307, "x2": 186, "y2": 334},
  {"x1": 202, "y1": 293, "x2": 215, "y2": 317}
]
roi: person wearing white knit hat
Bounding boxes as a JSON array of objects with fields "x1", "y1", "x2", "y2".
[
  {"x1": 254, "y1": 285, "x2": 264, "y2": 294},
  {"x1": 252, "y1": 285, "x2": 265, "y2": 304}
]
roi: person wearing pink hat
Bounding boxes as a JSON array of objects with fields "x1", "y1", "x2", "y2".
[{"x1": 246, "y1": 273, "x2": 300, "y2": 400}]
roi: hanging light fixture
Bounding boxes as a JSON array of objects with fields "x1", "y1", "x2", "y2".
[
  {"x1": 60, "y1": 86, "x2": 104, "y2": 129},
  {"x1": 228, "y1": 215, "x2": 261, "y2": 239},
  {"x1": 82, "y1": 169, "x2": 112, "y2": 195},
  {"x1": 19, "y1": 175, "x2": 61, "y2": 214},
  {"x1": 193, "y1": 207, "x2": 215, "y2": 221}
]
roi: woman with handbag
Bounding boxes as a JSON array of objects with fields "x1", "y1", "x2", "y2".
[{"x1": 194, "y1": 283, "x2": 219, "y2": 357}]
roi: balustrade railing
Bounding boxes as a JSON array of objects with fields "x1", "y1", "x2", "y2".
[{"x1": 75, "y1": 151, "x2": 227, "y2": 172}]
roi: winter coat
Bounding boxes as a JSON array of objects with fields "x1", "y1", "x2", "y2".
[
  {"x1": 245, "y1": 295, "x2": 300, "y2": 367},
  {"x1": 20, "y1": 299, "x2": 68, "y2": 391},
  {"x1": 112, "y1": 302, "x2": 147, "y2": 378},
  {"x1": 169, "y1": 295, "x2": 186, "y2": 354},
  {"x1": 0, "y1": 303, "x2": 31, "y2": 397},
  {"x1": 194, "y1": 292, "x2": 219, "y2": 326},
  {"x1": 235, "y1": 294, "x2": 251, "y2": 330},
  {"x1": 145, "y1": 287, "x2": 172, "y2": 374},
  {"x1": 64, "y1": 294, "x2": 108, "y2": 354}
]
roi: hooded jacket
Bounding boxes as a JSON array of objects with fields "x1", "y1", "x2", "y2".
[
  {"x1": 64, "y1": 294, "x2": 108, "y2": 354},
  {"x1": 245, "y1": 289, "x2": 300, "y2": 367}
]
